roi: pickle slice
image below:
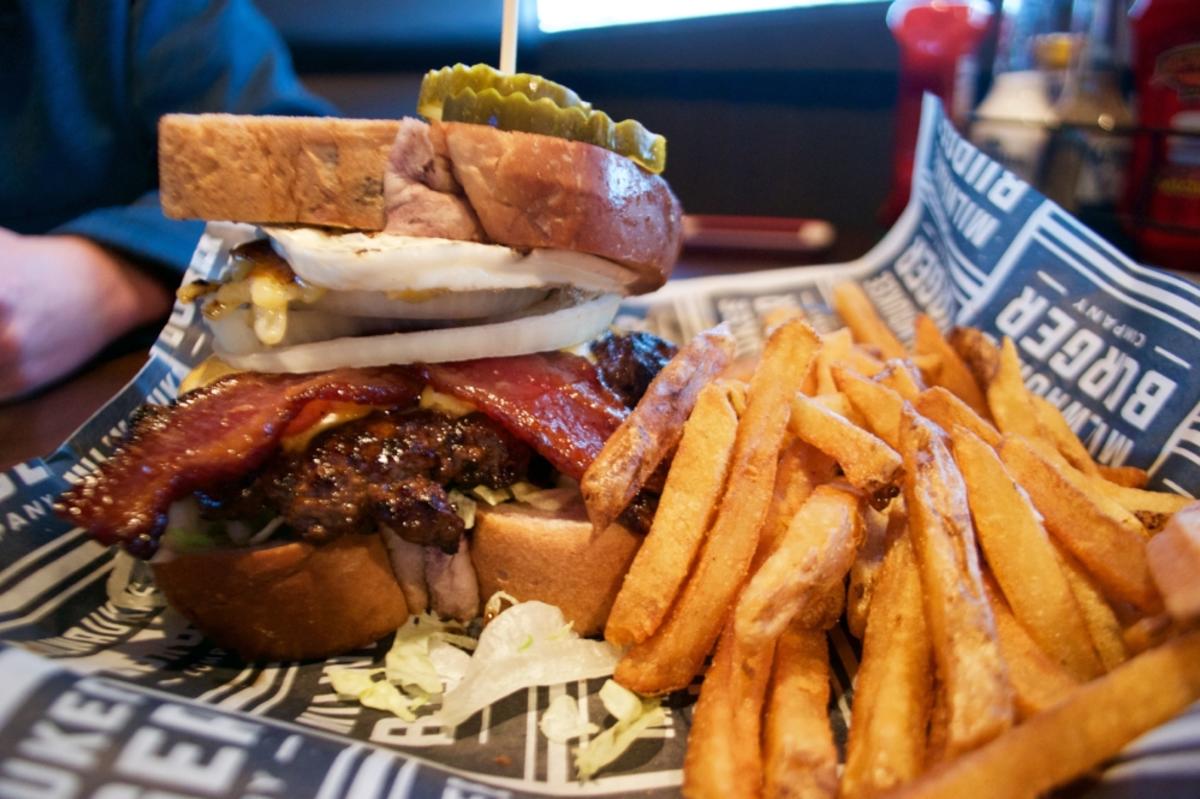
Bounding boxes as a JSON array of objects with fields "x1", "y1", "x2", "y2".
[
  {"x1": 418, "y1": 63, "x2": 589, "y2": 121},
  {"x1": 440, "y1": 87, "x2": 667, "y2": 174}
]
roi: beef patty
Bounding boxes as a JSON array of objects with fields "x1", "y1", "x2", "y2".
[{"x1": 202, "y1": 410, "x2": 531, "y2": 552}]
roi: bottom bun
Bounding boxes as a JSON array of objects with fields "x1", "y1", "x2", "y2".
[
  {"x1": 152, "y1": 533, "x2": 409, "y2": 661},
  {"x1": 472, "y1": 500, "x2": 642, "y2": 636}
]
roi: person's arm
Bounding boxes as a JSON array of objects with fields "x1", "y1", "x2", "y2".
[
  {"x1": 55, "y1": 0, "x2": 336, "y2": 275},
  {"x1": 0, "y1": 229, "x2": 171, "y2": 401},
  {"x1": 4, "y1": 0, "x2": 336, "y2": 400}
]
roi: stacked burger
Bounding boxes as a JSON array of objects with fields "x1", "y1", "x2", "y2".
[{"x1": 57, "y1": 65, "x2": 684, "y2": 661}]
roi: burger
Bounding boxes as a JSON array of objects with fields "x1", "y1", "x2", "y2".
[{"x1": 56, "y1": 65, "x2": 685, "y2": 661}]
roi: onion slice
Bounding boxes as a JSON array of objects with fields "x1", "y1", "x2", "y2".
[
  {"x1": 263, "y1": 227, "x2": 642, "y2": 296},
  {"x1": 309, "y1": 287, "x2": 548, "y2": 319},
  {"x1": 217, "y1": 292, "x2": 621, "y2": 373}
]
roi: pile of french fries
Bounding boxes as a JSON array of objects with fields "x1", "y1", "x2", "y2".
[{"x1": 581, "y1": 282, "x2": 1200, "y2": 799}]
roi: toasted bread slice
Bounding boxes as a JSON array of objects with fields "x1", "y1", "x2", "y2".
[{"x1": 159, "y1": 114, "x2": 400, "y2": 230}]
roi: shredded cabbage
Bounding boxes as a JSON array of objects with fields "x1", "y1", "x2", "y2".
[
  {"x1": 575, "y1": 679, "x2": 667, "y2": 781},
  {"x1": 447, "y1": 490, "x2": 477, "y2": 529},
  {"x1": 434, "y1": 601, "x2": 621, "y2": 728},
  {"x1": 328, "y1": 668, "x2": 419, "y2": 721},
  {"x1": 539, "y1": 695, "x2": 599, "y2": 743},
  {"x1": 471, "y1": 484, "x2": 511, "y2": 506}
]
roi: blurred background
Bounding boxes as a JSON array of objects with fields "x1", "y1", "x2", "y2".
[{"x1": 255, "y1": 0, "x2": 903, "y2": 263}]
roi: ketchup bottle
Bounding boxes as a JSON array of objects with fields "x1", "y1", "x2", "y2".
[
  {"x1": 1126, "y1": 0, "x2": 1200, "y2": 270},
  {"x1": 880, "y1": 0, "x2": 993, "y2": 224}
]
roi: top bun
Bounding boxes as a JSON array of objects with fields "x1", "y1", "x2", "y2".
[{"x1": 158, "y1": 114, "x2": 681, "y2": 291}]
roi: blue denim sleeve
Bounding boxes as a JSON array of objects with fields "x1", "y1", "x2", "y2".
[{"x1": 55, "y1": 0, "x2": 337, "y2": 275}]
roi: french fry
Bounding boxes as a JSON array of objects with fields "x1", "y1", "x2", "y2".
[
  {"x1": 985, "y1": 337, "x2": 1045, "y2": 441},
  {"x1": 846, "y1": 503, "x2": 894, "y2": 640},
  {"x1": 1147, "y1": 501, "x2": 1200, "y2": 622},
  {"x1": 755, "y1": 440, "x2": 839, "y2": 569},
  {"x1": 734, "y1": 485, "x2": 864, "y2": 647},
  {"x1": 914, "y1": 387, "x2": 1001, "y2": 448},
  {"x1": 605, "y1": 381, "x2": 740, "y2": 648},
  {"x1": 832, "y1": 282, "x2": 908, "y2": 361},
  {"x1": 946, "y1": 326, "x2": 1000, "y2": 389},
  {"x1": 841, "y1": 534, "x2": 932, "y2": 799},
  {"x1": 1123, "y1": 613, "x2": 1175, "y2": 655},
  {"x1": 834, "y1": 365, "x2": 905, "y2": 450},
  {"x1": 1098, "y1": 463, "x2": 1149, "y2": 488},
  {"x1": 1056, "y1": 545, "x2": 1128, "y2": 672},
  {"x1": 875, "y1": 359, "x2": 925, "y2": 400},
  {"x1": 682, "y1": 624, "x2": 775, "y2": 799},
  {"x1": 885, "y1": 631, "x2": 1200, "y2": 799},
  {"x1": 789, "y1": 393, "x2": 903, "y2": 507},
  {"x1": 1095, "y1": 480, "x2": 1193, "y2": 534},
  {"x1": 616, "y1": 320, "x2": 820, "y2": 694},
  {"x1": 999, "y1": 436, "x2": 1161, "y2": 614},
  {"x1": 813, "y1": 327, "x2": 855, "y2": 396},
  {"x1": 950, "y1": 426, "x2": 1102, "y2": 680},
  {"x1": 912, "y1": 314, "x2": 989, "y2": 417},
  {"x1": 582, "y1": 324, "x2": 736, "y2": 534},
  {"x1": 983, "y1": 576, "x2": 1080, "y2": 718},
  {"x1": 1029, "y1": 394, "x2": 1100, "y2": 476},
  {"x1": 900, "y1": 408, "x2": 1014, "y2": 758},
  {"x1": 762, "y1": 624, "x2": 837, "y2": 799}
]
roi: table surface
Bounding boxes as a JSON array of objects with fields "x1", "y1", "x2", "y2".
[{"x1": 0, "y1": 244, "x2": 850, "y2": 472}]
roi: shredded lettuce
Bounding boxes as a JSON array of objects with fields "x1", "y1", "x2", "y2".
[
  {"x1": 471, "y1": 484, "x2": 511, "y2": 506},
  {"x1": 539, "y1": 694, "x2": 600, "y2": 743},
  {"x1": 328, "y1": 668, "x2": 420, "y2": 721},
  {"x1": 447, "y1": 490, "x2": 478, "y2": 529},
  {"x1": 326, "y1": 599, "x2": 621, "y2": 750},
  {"x1": 434, "y1": 601, "x2": 621, "y2": 728},
  {"x1": 575, "y1": 679, "x2": 667, "y2": 781}
]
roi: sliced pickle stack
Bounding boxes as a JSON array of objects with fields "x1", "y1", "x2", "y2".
[{"x1": 418, "y1": 63, "x2": 667, "y2": 174}]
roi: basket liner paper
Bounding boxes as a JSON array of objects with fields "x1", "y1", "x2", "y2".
[{"x1": 0, "y1": 96, "x2": 1197, "y2": 798}]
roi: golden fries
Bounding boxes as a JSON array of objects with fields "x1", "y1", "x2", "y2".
[
  {"x1": 1056, "y1": 546, "x2": 1129, "y2": 672},
  {"x1": 983, "y1": 576, "x2": 1080, "y2": 718},
  {"x1": 604, "y1": 285, "x2": 1198, "y2": 798},
  {"x1": 605, "y1": 381, "x2": 740, "y2": 648},
  {"x1": 841, "y1": 534, "x2": 931, "y2": 799},
  {"x1": 1147, "y1": 501, "x2": 1200, "y2": 622},
  {"x1": 912, "y1": 314, "x2": 989, "y2": 417},
  {"x1": 900, "y1": 409, "x2": 1014, "y2": 757},
  {"x1": 834, "y1": 366, "x2": 905, "y2": 450},
  {"x1": 1098, "y1": 463, "x2": 1149, "y2": 488},
  {"x1": 763, "y1": 624, "x2": 837, "y2": 799},
  {"x1": 846, "y1": 504, "x2": 894, "y2": 640},
  {"x1": 886, "y1": 631, "x2": 1200, "y2": 799},
  {"x1": 914, "y1": 386, "x2": 1001, "y2": 448},
  {"x1": 832, "y1": 282, "x2": 908, "y2": 361},
  {"x1": 950, "y1": 426, "x2": 1102, "y2": 680},
  {"x1": 582, "y1": 325, "x2": 736, "y2": 533},
  {"x1": 999, "y1": 436, "x2": 1161, "y2": 614},
  {"x1": 734, "y1": 484, "x2": 863, "y2": 647},
  {"x1": 789, "y1": 393, "x2": 903, "y2": 506},
  {"x1": 875, "y1": 359, "x2": 924, "y2": 400},
  {"x1": 1029, "y1": 394, "x2": 1099, "y2": 476},
  {"x1": 682, "y1": 624, "x2": 774, "y2": 799},
  {"x1": 985, "y1": 338, "x2": 1044, "y2": 440},
  {"x1": 755, "y1": 440, "x2": 838, "y2": 568},
  {"x1": 616, "y1": 320, "x2": 819, "y2": 694},
  {"x1": 947, "y1": 325, "x2": 1000, "y2": 388},
  {"x1": 1096, "y1": 480, "x2": 1193, "y2": 534}
]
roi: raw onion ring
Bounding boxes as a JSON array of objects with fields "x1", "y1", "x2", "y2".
[{"x1": 217, "y1": 292, "x2": 621, "y2": 373}]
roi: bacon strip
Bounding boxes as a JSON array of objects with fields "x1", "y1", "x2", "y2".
[
  {"x1": 426, "y1": 352, "x2": 628, "y2": 480},
  {"x1": 57, "y1": 368, "x2": 424, "y2": 549}
]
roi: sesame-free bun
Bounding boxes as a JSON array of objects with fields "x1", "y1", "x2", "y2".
[
  {"x1": 471, "y1": 499, "x2": 642, "y2": 637},
  {"x1": 440, "y1": 121, "x2": 681, "y2": 292},
  {"x1": 157, "y1": 114, "x2": 680, "y2": 291},
  {"x1": 151, "y1": 533, "x2": 409, "y2": 662}
]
